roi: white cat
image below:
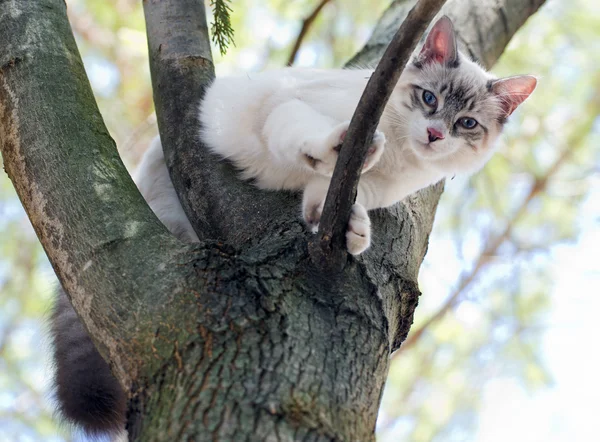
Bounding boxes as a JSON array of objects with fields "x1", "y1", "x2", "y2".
[{"x1": 136, "y1": 16, "x2": 536, "y2": 254}]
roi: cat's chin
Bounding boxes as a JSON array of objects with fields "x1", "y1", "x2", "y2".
[{"x1": 409, "y1": 140, "x2": 451, "y2": 161}]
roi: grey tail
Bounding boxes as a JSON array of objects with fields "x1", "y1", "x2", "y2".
[{"x1": 50, "y1": 287, "x2": 126, "y2": 436}]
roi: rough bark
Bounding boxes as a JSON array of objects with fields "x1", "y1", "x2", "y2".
[
  {"x1": 0, "y1": 0, "x2": 545, "y2": 440},
  {"x1": 0, "y1": 0, "x2": 179, "y2": 390}
]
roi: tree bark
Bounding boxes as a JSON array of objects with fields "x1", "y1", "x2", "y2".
[{"x1": 0, "y1": 0, "x2": 545, "y2": 440}]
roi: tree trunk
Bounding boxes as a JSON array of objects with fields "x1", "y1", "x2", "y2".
[{"x1": 0, "y1": 0, "x2": 545, "y2": 440}]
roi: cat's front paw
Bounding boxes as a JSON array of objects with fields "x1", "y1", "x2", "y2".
[
  {"x1": 302, "y1": 121, "x2": 349, "y2": 176},
  {"x1": 303, "y1": 200, "x2": 324, "y2": 233},
  {"x1": 346, "y1": 203, "x2": 371, "y2": 255},
  {"x1": 303, "y1": 200, "x2": 371, "y2": 255},
  {"x1": 303, "y1": 122, "x2": 385, "y2": 176},
  {"x1": 361, "y1": 130, "x2": 386, "y2": 172}
]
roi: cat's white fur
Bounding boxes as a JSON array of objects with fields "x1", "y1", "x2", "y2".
[
  {"x1": 134, "y1": 137, "x2": 199, "y2": 243},
  {"x1": 134, "y1": 17, "x2": 536, "y2": 254}
]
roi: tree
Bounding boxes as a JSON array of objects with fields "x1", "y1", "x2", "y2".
[{"x1": 0, "y1": 0, "x2": 545, "y2": 440}]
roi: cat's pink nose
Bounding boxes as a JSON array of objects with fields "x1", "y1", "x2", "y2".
[{"x1": 427, "y1": 127, "x2": 444, "y2": 143}]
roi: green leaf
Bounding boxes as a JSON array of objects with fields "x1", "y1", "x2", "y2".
[{"x1": 210, "y1": 0, "x2": 236, "y2": 56}]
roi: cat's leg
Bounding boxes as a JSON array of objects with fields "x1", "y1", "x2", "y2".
[
  {"x1": 301, "y1": 176, "x2": 330, "y2": 233},
  {"x1": 346, "y1": 203, "x2": 371, "y2": 255},
  {"x1": 302, "y1": 176, "x2": 371, "y2": 255},
  {"x1": 263, "y1": 99, "x2": 385, "y2": 176},
  {"x1": 135, "y1": 137, "x2": 199, "y2": 243}
]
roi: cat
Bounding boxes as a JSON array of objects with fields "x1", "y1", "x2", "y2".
[
  {"x1": 144, "y1": 15, "x2": 536, "y2": 255},
  {"x1": 51, "y1": 16, "x2": 535, "y2": 437}
]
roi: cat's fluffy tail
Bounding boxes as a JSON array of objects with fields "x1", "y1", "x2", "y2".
[{"x1": 50, "y1": 287, "x2": 126, "y2": 435}]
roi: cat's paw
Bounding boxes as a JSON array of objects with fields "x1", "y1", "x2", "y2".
[
  {"x1": 302, "y1": 121, "x2": 349, "y2": 176},
  {"x1": 302, "y1": 199, "x2": 324, "y2": 233},
  {"x1": 346, "y1": 203, "x2": 371, "y2": 255},
  {"x1": 303, "y1": 122, "x2": 386, "y2": 176},
  {"x1": 361, "y1": 130, "x2": 386, "y2": 172},
  {"x1": 302, "y1": 199, "x2": 371, "y2": 255},
  {"x1": 302, "y1": 177, "x2": 329, "y2": 233}
]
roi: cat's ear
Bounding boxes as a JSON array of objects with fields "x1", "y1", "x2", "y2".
[
  {"x1": 491, "y1": 75, "x2": 537, "y2": 118},
  {"x1": 417, "y1": 15, "x2": 458, "y2": 67}
]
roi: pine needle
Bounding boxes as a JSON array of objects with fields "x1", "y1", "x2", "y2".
[{"x1": 210, "y1": 0, "x2": 235, "y2": 56}]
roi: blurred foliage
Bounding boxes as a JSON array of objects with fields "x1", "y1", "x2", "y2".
[
  {"x1": 0, "y1": 0, "x2": 598, "y2": 441},
  {"x1": 0, "y1": 172, "x2": 66, "y2": 440}
]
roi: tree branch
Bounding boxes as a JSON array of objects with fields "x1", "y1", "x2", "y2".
[
  {"x1": 286, "y1": 0, "x2": 332, "y2": 66},
  {"x1": 0, "y1": 0, "x2": 184, "y2": 387},
  {"x1": 142, "y1": 0, "x2": 217, "y2": 240},
  {"x1": 309, "y1": 0, "x2": 447, "y2": 271}
]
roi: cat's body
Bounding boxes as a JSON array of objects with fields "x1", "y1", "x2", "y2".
[
  {"x1": 199, "y1": 67, "x2": 435, "y2": 205},
  {"x1": 51, "y1": 17, "x2": 536, "y2": 437},
  {"x1": 147, "y1": 16, "x2": 536, "y2": 254}
]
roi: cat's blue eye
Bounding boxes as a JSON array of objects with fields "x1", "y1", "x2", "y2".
[
  {"x1": 422, "y1": 90, "x2": 437, "y2": 107},
  {"x1": 459, "y1": 117, "x2": 478, "y2": 129}
]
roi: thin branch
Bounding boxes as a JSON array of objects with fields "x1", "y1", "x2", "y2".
[
  {"x1": 309, "y1": 0, "x2": 448, "y2": 271},
  {"x1": 286, "y1": 0, "x2": 332, "y2": 66}
]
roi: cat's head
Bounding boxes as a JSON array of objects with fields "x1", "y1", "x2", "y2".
[{"x1": 390, "y1": 16, "x2": 536, "y2": 173}]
